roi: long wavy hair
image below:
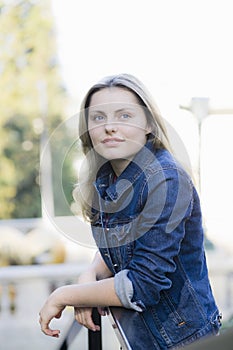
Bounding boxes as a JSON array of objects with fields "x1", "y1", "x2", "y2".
[{"x1": 73, "y1": 73, "x2": 172, "y2": 221}]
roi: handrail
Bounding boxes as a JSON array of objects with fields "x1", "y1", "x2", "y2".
[{"x1": 108, "y1": 307, "x2": 156, "y2": 349}]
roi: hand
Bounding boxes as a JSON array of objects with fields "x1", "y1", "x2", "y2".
[
  {"x1": 39, "y1": 290, "x2": 65, "y2": 337},
  {"x1": 74, "y1": 306, "x2": 107, "y2": 331}
]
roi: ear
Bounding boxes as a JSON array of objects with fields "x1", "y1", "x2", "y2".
[{"x1": 145, "y1": 124, "x2": 152, "y2": 135}]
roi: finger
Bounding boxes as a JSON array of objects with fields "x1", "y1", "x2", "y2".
[
  {"x1": 74, "y1": 307, "x2": 92, "y2": 322},
  {"x1": 55, "y1": 310, "x2": 63, "y2": 319},
  {"x1": 39, "y1": 315, "x2": 61, "y2": 337},
  {"x1": 43, "y1": 328, "x2": 61, "y2": 337},
  {"x1": 97, "y1": 306, "x2": 108, "y2": 316},
  {"x1": 74, "y1": 308, "x2": 100, "y2": 332},
  {"x1": 97, "y1": 307, "x2": 105, "y2": 316}
]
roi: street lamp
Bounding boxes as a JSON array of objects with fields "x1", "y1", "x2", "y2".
[
  {"x1": 180, "y1": 97, "x2": 212, "y2": 249},
  {"x1": 180, "y1": 97, "x2": 209, "y2": 194}
]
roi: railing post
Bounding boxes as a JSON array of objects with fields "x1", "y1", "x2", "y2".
[{"x1": 88, "y1": 308, "x2": 102, "y2": 350}]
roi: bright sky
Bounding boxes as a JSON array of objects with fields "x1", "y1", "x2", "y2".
[
  {"x1": 51, "y1": 0, "x2": 233, "y2": 108},
  {"x1": 50, "y1": 0, "x2": 233, "y2": 252}
]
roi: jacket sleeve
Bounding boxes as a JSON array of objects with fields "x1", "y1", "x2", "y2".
[{"x1": 114, "y1": 167, "x2": 194, "y2": 310}]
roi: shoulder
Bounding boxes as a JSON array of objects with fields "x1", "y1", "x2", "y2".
[
  {"x1": 147, "y1": 148, "x2": 189, "y2": 179},
  {"x1": 144, "y1": 149, "x2": 194, "y2": 198}
]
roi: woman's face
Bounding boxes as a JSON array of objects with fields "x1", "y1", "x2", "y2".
[{"x1": 87, "y1": 87, "x2": 151, "y2": 175}]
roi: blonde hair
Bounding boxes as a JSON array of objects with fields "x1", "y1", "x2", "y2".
[{"x1": 73, "y1": 73, "x2": 172, "y2": 221}]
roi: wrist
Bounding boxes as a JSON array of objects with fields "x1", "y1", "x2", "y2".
[{"x1": 50, "y1": 286, "x2": 67, "y2": 307}]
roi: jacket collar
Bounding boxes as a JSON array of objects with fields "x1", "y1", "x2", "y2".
[{"x1": 94, "y1": 140, "x2": 156, "y2": 202}]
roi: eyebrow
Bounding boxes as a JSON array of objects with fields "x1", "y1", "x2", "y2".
[
  {"x1": 88, "y1": 109, "x2": 106, "y2": 115},
  {"x1": 88, "y1": 107, "x2": 136, "y2": 115}
]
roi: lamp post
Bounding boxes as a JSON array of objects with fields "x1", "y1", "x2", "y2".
[
  {"x1": 180, "y1": 97, "x2": 209, "y2": 194},
  {"x1": 180, "y1": 97, "x2": 212, "y2": 248}
]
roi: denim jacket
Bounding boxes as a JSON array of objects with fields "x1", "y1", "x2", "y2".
[{"x1": 91, "y1": 140, "x2": 221, "y2": 349}]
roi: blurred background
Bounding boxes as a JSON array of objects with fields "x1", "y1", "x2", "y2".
[{"x1": 0, "y1": 0, "x2": 233, "y2": 349}]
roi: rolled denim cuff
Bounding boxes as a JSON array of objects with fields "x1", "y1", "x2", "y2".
[{"x1": 114, "y1": 269, "x2": 145, "y2": 312}]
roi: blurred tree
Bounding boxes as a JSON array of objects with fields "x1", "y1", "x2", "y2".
[{"x1": 0, "y1": 0, "x2": 75, "y2": 218}]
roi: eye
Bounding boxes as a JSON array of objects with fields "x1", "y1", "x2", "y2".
[
  {"x1": 120, "y1": 113, "x2": 131, "y2": 120},
  {"x1": 92, "y1": 114, "x2": 105, "y2": 122}
]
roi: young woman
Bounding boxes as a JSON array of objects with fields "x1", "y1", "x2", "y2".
[{"x1": 39, "y1": 74, "x2": 221, "y2": 349}]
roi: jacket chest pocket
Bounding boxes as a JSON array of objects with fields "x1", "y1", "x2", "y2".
[
  {"x1": 106, "y1": 221, "x2": 135, "y2": 247},
  {"x1": 93, "y1": 220, "x2": 135, "y2": 271}
]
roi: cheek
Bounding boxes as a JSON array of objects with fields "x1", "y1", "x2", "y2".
[
  {"x1": 88, "y1": 128, "x2": 100, "y2": 145},
  {"x1": 126, "y1": 126, "x2": 148, "y2": 140}
]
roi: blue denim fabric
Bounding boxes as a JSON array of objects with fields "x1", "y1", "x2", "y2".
[{"x1": 91, "y1": 140, "x2": 221, "y2": 349}]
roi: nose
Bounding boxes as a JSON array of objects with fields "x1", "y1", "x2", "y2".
[{"x1": 104, "y1": 121, "x2": 118, "y2": 134}]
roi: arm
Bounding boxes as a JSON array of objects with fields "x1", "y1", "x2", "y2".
[
  {"x1": 114, "y1": 168, "x2": 193, "y2": 310},
  {"x1": 74, "y1": 250, "x2": 114, "y2": 331},
  {"x1": 39, "y1": 251, "x2": 122, "y2": 337},
  {"x1": 77, "y1": 250, "x2": 113, "y2": 283}
]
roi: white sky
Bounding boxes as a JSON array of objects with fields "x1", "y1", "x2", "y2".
[
  {"x1": 50, "y1": 0, "x2": 233, "y2": 252},
  {"x1": 51, "y1": 0, "x2": 233, "y2": 108}
]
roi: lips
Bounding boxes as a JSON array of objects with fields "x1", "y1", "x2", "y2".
[{"x1": 101, "y1": 137, "x2": 124, "y2": 144}]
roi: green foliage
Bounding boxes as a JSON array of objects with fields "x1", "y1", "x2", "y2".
[
  {"x1": 0, "y1": 0, "x2": 75, "y2": 218},
  {"x1": 3, "y1": 114, "x2": 41, "y2": 217}
]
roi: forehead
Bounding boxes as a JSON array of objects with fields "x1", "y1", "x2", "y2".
[{"x1": 88, "y1": 87, "x2": 140, "y2": 109}]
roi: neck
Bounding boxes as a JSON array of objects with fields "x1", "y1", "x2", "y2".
[{"x1": 110, "y1": 158, "x2": 132, "y2": 177}]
